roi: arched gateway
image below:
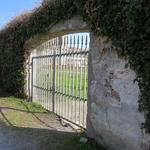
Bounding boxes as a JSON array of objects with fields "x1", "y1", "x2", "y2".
[
  {"x1": 25, "y1": 16, "x2": 89, "y2": 128},
  {"x1": 24, "y1": 15, "x2": 149, "y2": 150},
  {"x1": 0, "y1": 1, "x2": 149, "y2": 150}
]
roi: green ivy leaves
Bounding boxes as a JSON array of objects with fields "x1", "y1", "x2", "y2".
[{"x1": 0, "y1": 0, "x2": 149, "y2": 132}]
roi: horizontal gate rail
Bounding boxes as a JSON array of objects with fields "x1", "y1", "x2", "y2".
[
  {"x1": 33, "y1": 85, "x2": 53, "y2": 92},
  {"x1": 32, "y1": 51, "x2": 89, "y2": 59},
  {"x1": 54, "y1": 90, "x2": 87, "y2": 101},
  {"x1": 33, "y1": 84, "x2": 87, "y2": 101}
]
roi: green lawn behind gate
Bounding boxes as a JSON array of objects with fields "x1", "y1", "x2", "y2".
[{"x1": 34, "y1": 67, "x2": 88, "y2": 100}]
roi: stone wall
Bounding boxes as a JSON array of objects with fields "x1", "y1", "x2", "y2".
[
  {"x1": 25, "y1": 16, "x2": 150, "y2": 150},
  {"x1": 87, "y1": 34, "x2": 150, "y2": 150}
]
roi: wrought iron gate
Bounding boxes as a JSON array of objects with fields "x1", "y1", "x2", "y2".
[{"x1": 31, "y1": 33, "x2": 89, "y2": 127}]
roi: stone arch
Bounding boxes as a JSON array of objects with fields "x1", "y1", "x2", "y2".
[
  {"x1": 24, "y1": 16, "x2": 89, "y2": 51},
  {"x1": 0, "y1": 1, "x2": 149, "y2": 150},
  {"x1": 24, "y1": 15, "x2": 149, "y2": 150}
]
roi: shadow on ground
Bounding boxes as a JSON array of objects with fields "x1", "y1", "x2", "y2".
[
  {"x1": 0, "y1": 95, "x2": 77, "y2": 150},
  {"x1": 0, "y1": 112, "x2": 76, "y2": 150},
  {"x1": 0, "y1": 119, "x2": 77, "y2": 150},
  {"x1": 0, "y1": 89, "x2": 106, "y2": 150}
]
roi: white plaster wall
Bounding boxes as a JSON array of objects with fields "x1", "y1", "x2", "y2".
[{"x1": 87, "y1": 34, "x2": 150, "y2": 150}]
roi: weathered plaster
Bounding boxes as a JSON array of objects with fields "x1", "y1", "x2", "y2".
[{"x1": 87, "y1": 34, "x2": 150, "y2": 150}]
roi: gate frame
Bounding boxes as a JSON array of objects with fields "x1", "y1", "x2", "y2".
[{"x1": 30, "y1": 33, "x2": 89, "y2": 128}]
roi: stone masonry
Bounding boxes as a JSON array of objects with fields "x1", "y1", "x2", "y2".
[
  {"x1": 25, "y1": 16, "x2": 150, "y2": 150},
  {"x1": 87, "y1": 34, "x2": 150, "y2": 150}
]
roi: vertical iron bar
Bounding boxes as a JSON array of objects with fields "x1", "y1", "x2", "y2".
[
  {"x1": 34, "y1": 58, "x2": 36, "y2": 103},
  {"x1": 42, "y1": 57, "x2": 44, "y2": 107},
  {"x1": 48, "y1": 57, "x2": 50, "y2": 111},
  {"x1": 60, "y1": 37, "x2": 64, "y2": 115},
  {"x1": 40, "y1": 58, "x2": 42, "y2": 105},
  {"x1": 52, "y1": 48, "x2": 56, "y2": 112},
  {"x1": 66, "y1": 36, "x2": 69, "y2": 118},
  {"x1": 58, "y1": 41, "x2": 61, "y2": 115},
  {"x1": 31, "y1": 57, "x2": 34, "y2": 101},
  {"x1": 70, "y1": 35, "x2": 73, "y2": 120},
  {"x1": 28, "y1": 58, "x2": 31, "y2": 101},
  {"x1": 45, "y1": 56, "x2": 48, "y2": 109},
  {"x1": 72, "y1": 36, "x2": 75, "y2": 123}
]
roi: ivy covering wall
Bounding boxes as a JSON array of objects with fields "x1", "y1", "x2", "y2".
[{"x1": 0, "y1": 0, "x2": 149, "y2": 132}]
